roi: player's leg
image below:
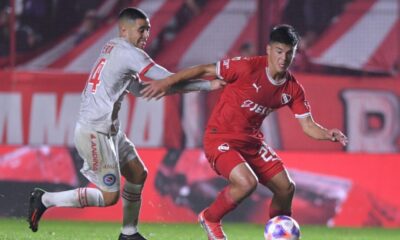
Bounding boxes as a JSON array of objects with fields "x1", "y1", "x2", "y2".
[
  {"x1": 199, "y1": 146, "x2": 258, "y2": 240},
  {"x1": 250, "y1": 142, "x2": 295, "y2": 218},
  {"x1": 28, "y1": 186, "x2": 111, "y2": 232},
  {"x1": 118, "y1": 134, "x2": 148, "y2": 240},
  {"x1": 262, "y1": 169, "x2": 295, "y2": 218},
  {"x1": 28, "y1": 124, "x2": 121, "y2": 232},
  {"x1": 204, "y1": 162, "x2": 258, "y2": 221}
]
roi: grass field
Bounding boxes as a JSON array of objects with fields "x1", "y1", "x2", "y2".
[{"x1": 2, "y1": 218, "x2": 400, "y2": 240}]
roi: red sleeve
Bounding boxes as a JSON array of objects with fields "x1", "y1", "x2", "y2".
[
  {"x1": 216, "y1": 57, "x2": 247, "y2": 83},
  {"x1": 289, "y1": 80, "x2": 311, "y2": 118}
]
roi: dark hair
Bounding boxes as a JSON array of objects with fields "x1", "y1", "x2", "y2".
[
  {"x1": 269, "y1": 24, "x2": 299, "y2": 47},
  {"x1": 118, "y1": 7, "x2": 148, "y2": 21}
]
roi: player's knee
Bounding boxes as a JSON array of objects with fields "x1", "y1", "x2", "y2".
[
  {"x1": 282, "y1": 181, "x2": 296, "y2": 197},
  {"x1": 123, "y1": 165, "x2": 148, "y2": 184},
  {"x1": 139, "y1": 168, "x2": 148, "y2": 182},
  {"x1": 289, "y1": 181, "x2": 296, "y2": 195},
  {"x1": 274, "y1": 181, "x2": 295, "y2": 199},
  {"x1": 234, "y1": 175, "x2": 258, "y2": 195},
  {"x1": 132, "y1": 167, "x2": 148, "y2": 183},
  {"x1": 103, "y1": 191, "x2": 120, "y2": 206}
]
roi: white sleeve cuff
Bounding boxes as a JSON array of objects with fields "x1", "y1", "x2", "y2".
[
  {"x1": 295, "y1": 112, "x2": 311, "y2": 118},
  {"x1": 216, "y1": 61, "x2": 223, "y2": 79}
]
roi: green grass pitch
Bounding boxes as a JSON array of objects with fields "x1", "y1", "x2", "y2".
[{"x1": 2, "y1": 218, "x2": 400, "y2": 240}]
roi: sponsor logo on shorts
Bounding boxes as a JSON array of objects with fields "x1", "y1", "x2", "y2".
[
  {"x1": 104, "y1": 163, "x2": 117, "y2": 169},
  {"x1": 90, "y1": 134, "x2": 99, "y2": 171},
  {"x1": 218, "y1": 143, "x2": 230, "y2": 152},
  {"x1": 103, "y1": 173, "x2": 116, "y2": 186}
]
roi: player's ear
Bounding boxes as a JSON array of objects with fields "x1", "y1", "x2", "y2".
[
  {"x1": 266, "y1": 44, "x2": 271, "y2": 55},
  {"x1": 118, "y1": 22, "x2": 127, "y2": 38}
]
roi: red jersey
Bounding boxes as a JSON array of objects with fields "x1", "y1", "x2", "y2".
[{"x1": 206, "y1": 56, "x2": 310, "y2": 141}]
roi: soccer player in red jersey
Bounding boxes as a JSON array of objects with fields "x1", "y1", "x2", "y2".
[{"x1": 142, "y1": 24, "x2": 348, "y2": 240}]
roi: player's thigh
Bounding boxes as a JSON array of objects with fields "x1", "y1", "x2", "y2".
[
  {"x1": 116, "y1": 132, "x2": 147, "y2": 183},
  {"x1": 204, "y1": 139, "x2": 246, "y2": 180},
  {"x1": 74, "y1": 123, "x2": 120, "y2": 192},
  {"x1": 245, "y1": 142, "x2": 286, "y2": 184},
  {"x1": 228, "y1": 162, "x2": 259, "y2": 189}
]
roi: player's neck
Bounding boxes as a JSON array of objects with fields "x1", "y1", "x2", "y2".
[{"x1": 266, "y1": 67, "x2": 287, "y2": 85}]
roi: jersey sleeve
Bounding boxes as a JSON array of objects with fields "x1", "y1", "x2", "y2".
[
  {"x1": 123, "y1": 46, "x2": 156, "y2": 75},
  {"x1": 216, "y1": 57, "x2": 246, "y2": 83},
  {"x1": 123, "y1": 46, "x2": 175, "y2": 81},
  {"x1": 289, "y1": 81, "x2": 311, "y2": 118},
  {"x1": 144, "y1": 63, "x2": 172, "y2": 80}
]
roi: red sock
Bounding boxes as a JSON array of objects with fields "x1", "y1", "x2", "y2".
[
  {"x1": 269, "y1": 207, "x2": 292, "y2": 218},
  {"x1": 204, "y1": 186, "x2": 237, "y2": 222}
]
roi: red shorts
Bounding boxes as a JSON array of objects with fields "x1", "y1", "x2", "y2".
[{"x1": 203, "y1": 134, "x2": 285, "y2": 184}]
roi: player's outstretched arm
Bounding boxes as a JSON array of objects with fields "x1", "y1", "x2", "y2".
[
  {"x1": 141, "y1": 63, "x2": 217, "y2": 100},
  {"x1": 298, "y1": 115, "x2": 348, "y2": 146},
  {"x1": 169, "y1": 79, "x2": 226, "y2": 94},
  {"x1": 128, "y1": 63, "x2": 224, "y2": 97}
]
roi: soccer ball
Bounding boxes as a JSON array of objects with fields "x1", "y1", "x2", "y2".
[{"x1": 264, "y1": 215, "x2": 301, "y2": 240}]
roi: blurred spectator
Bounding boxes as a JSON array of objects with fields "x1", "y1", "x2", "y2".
[
  {"x1": 177, "y1": 0, "x2": 207, "y2": 26},
  {"x1": 1, "y1": 0, "x2": 104, "y2": 58},
  {"x1": 283, "y1": 0, "x2": 349, "y2": 37},
  {"x1": 0, "y1": 6, "x2": 41, "y2": 56},
  {"x1": 0, "y1": 7, "x2": 9, "y2": 55},
  {"x1": 16, "y1": 19, "x2": 41, "y2": 52},
  {"x1": 75, "y1": 9, "x2": 100, "y2": 45},
  {"x1": 185, "y1": 0, "x2": 203, "y2": 16},
  {"x1": 282, "y1": 0, "x2": 349, "y2": 72},
  {"x1": 148, "y1": 0, "x2": 208, "y2": 56},
  {"x1": 239, "y1": 42, "x2": 256, "y2": 57},
  {"x1": 74, "y1": 0, "x2": 102, "y2": 18},
  {"x1": 20, "y1": 0, "x2": 50, "y2": 37}
]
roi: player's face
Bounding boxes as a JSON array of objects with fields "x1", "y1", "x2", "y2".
[
  {"x1": 267, "y1": 42, "x2": 297, "y2": 74},
  {"x1": 123, "y1": 18, "x2": 151, "y2": 49}
]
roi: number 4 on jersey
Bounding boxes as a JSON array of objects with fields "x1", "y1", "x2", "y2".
[{"x1": 88, "y1": 58, "x2": 106, "y2": 93}]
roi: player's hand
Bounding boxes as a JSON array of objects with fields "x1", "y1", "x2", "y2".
[
  {"x1": 328, "y1": 129, "x2": 348, "y2": 146},
  {"x1": 210, "y1": 79, "x2": 226, "y2": 91},
  {"x1": 140, "y1": 80, "x2": 170, "y2": 100}
]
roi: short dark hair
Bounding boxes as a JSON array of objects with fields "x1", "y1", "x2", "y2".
[
  {"x1": 118, "y1": 7, "x2": 148, "y2": 21},
  {"x1": 269, "y1": 24, "x2": 299, "y2": 47}
]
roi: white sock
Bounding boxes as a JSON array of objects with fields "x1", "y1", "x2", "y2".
[
  {"x1": 42, "y1": 188, "x2": 105, "y2": 208},
  {"x1": 121, "y1": 182, "x2": 143, "y2": 235}
]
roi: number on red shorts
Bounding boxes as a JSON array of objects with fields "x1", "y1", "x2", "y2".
[{"x1": 258, "y1": 144, "x2": 279, "y2": 162}]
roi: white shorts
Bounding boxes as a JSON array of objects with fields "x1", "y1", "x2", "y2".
[{"x1": 74, "y1": 122, "x2": 139, "y2": 192}]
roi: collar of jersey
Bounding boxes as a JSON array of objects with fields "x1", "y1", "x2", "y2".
[{"x1": 265, "y1": 67, "x2": 287, "y2": 86}]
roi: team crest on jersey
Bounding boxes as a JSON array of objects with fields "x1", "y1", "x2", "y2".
[
  {"x1": 103, "y1": 173, "x2": 116, "y2": 186},
  {"x1": 223, "y1": 59, "x2": 230, "y2": 69},
  {"x1": 218, "y1": 143, "x2": 230, "y2": 152},
  {"x1": 281, "y1": 93, "x2": 292, "y2": 104}
]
